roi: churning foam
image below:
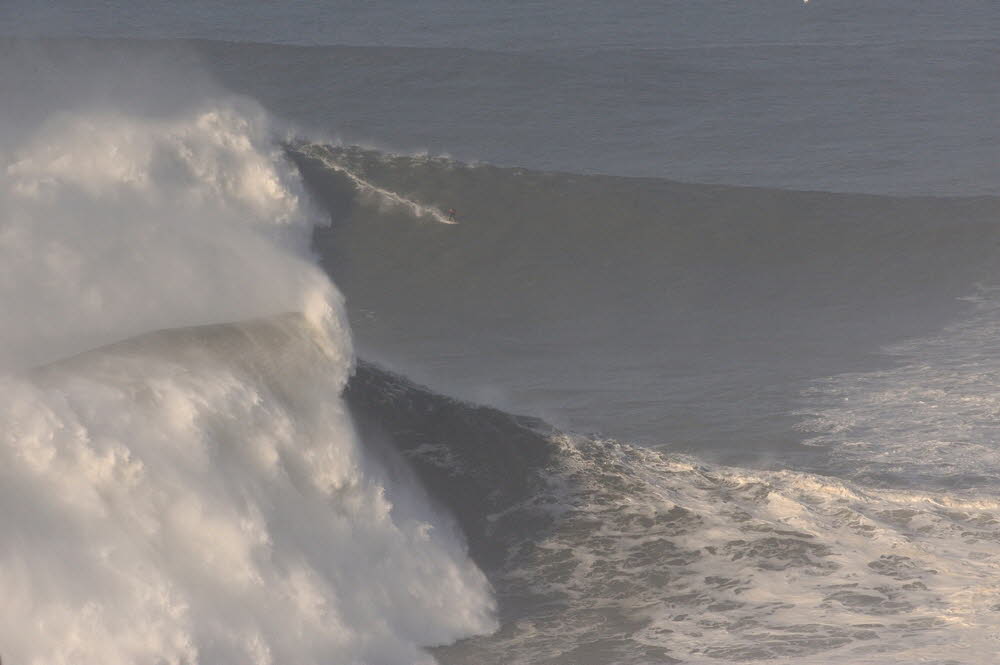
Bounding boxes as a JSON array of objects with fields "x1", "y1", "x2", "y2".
[
  {"x1": 0, "y1": 98, "x2": 495, "y2": 663},
  {"x1": 462, "y1": 434, "x2": 1000, "y2": 664}
]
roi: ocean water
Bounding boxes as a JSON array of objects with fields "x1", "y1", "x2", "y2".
[{"x1": 1, "y1": 3, "x2": 999, "y2": 664}]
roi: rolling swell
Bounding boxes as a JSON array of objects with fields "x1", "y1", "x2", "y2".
[{"x1": 291, "y1": 144, "x2": 1000, "y2": 464}]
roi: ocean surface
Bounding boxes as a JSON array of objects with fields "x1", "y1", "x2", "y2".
[{"x1": 1, "y1": 2, "x2": 999, "y2": 663}]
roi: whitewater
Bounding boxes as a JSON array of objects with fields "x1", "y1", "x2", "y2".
[{"x1": 0, "y1": 85, "x2": 496, "y2": 664}]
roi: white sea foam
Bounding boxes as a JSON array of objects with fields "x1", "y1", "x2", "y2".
[
  {"x1": 468, "y1": 434, "x2": 1000, "y2": 664},
  {"x1": 0, "y1": 77, "x2": 495, "y2": 663},
  {"x1": 796, "y1": 284, "x2": 1000, "y2": 487}
]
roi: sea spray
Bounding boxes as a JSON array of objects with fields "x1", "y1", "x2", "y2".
[{"x1": 0, "y1": 102, "x2": 333, "y2": 370}]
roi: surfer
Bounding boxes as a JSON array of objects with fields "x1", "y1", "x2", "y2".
[{"x1": 447, "y1": 208, "x2": 457, "y2": 222}]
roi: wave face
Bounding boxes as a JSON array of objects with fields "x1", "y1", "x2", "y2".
[
  {"x1": 290, "y1": 144, "x2": 1000, "y2": 467},
  {"x1": 0, "y1": 53, "x2": 495, "y2": 664},
  {"x1": 348, "y1": 362, "x2": 1000, "y2": 664}
]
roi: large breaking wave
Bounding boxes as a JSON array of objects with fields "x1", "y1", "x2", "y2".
[{"x1": 0, "y1": 95, "x2": 495, "y2": 664}]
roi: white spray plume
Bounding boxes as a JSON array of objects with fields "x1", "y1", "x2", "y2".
[
  {"x1": 1, "y1": 100, "x2": 339, "y2": 370},
  {"x1": 0, "y1": 45, "x2": 496, "y2": 665}
]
